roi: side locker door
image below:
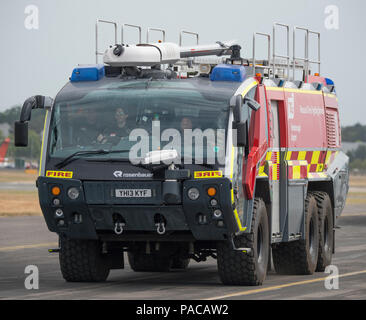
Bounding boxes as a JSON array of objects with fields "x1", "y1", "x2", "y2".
[{"x1": 269, "y1": 101, "x2": 281, "y2": 240}]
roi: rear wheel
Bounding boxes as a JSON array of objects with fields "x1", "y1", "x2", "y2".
[
  {"x1": 217, "y1": 198, "x2": 269, "y2": 286},
  {"x1": 272, "y1": 194, "x2": 319, "y2": 275},
  {"x1": 311, "y1": 191, "x2": 334, "y2": 272},
  {"x1": 59, "y1": 236, "x2": 110, "y2": 282}
]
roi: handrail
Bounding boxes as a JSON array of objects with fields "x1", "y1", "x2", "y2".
[
  {"x1": 121, "y1": 24, "x2": 142, "y2": 44},
  {"x1": 95, "y1": 19, "x2": 118, "y2": 64},
  {"x1": 293, "y1": 26, "x2": 309, "y2": 80},
  {"x1": 252, "y1": 32, "x2": 271, "y2": 76},
  {"x1": 308, "y1": 30, "x2": 321, "y2": 75},
  {"x1": 273, "y1": 23, "x2": 290, "y2": 79},
  {"x1": 179, "y1": 30, "x2": 199, "y2": 46},
  {"x1": 146, "y1": 27, "x2": 166, "y2": 43}
]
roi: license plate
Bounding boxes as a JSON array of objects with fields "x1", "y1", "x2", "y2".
[{"x1": 115, "y1": 189, "x2": 152, "y2": 198}]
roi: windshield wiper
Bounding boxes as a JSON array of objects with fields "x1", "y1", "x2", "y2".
[{"x1": 55, "y1": 149, "x2": 130, "y2": 169}]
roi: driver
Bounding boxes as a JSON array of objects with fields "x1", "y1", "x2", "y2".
[{"x1": 97, "y1": 107, "x2": 131, "y2": 144}]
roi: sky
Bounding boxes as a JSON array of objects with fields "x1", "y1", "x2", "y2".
[{"x1": 0, "y1": 0, "x2": 365, "y2": 125}]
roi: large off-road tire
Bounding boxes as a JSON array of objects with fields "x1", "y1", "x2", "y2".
[
  {"x1": 59, "y1": 236, "x2": 110, "y2": 282},
  {"x1": 217, "y1": 198, "x2": 269, "y2": 286},
  {"x1": 311, "y1": 191, "x2": 334, "y2": 272},
  {"x1": 171, "y1": 257, "x2": 190, "y2": 270},
  {"x1": 128, "y1": 251, "x2": 172, "y2": 272},
  {"x1": 272, "y1": 194, "x2": 319, "y2": 275}
]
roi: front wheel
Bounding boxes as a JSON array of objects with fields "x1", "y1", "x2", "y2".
[
  {"x1": 59, "y1": 236, "x2": 110, "y2": 282},
  {"x1": 217, "y1": 198, "x2": 269, "y2": 286}
]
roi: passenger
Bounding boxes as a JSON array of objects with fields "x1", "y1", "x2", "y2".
[{"x1": 180, "y1": 117, "x2": 193, "y2": 132}]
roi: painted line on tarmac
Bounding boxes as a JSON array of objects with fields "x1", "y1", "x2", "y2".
[
  {"x1": 205, "y1": 269, "x2": 366, "y2": 300},
  {"x1": 0, "y1": 242, "x2": 58, "y2": 252}
]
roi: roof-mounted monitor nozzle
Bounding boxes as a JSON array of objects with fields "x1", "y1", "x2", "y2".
[{"x1": 103, "y1": 40, "x2": 240, "y2": 67}]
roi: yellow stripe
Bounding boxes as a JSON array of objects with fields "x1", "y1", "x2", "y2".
[
  {"x1": 286, "y1": 151, "x2": 292, "y2": 161},
  {"x1": 266, "y1": 87, "x2": 323, "y2": 95},
  {"x1": 229, "y1": 146, "x2": 246, "y2": 232},
  {"x1": 241, "y1": 80, "x2": 258, "y2": 97},
  {"x1": 39, "y1": 111, "x2": 49, "y2": 176},
  {"x1": 325, "y1": 151, "x2": 332, "y2": 164},
  {"x1": 0, "y1": 242, "x2": 58, "y2": 252},
  {"x1": 292, "y1": 166, "x2": 300, "y2": 179},
  {"x1": 266, "y1": 152, "x2": 272, "y2": 161},
  {"x1": 205, "y1": 269, "x2": 366, "y2": 300},
  {"x1": 272, "y1": 164, "x2": 278, "y2": 180},
  {"x1": 311, "y1": 151, "x2": 320, "y2": 164},
  {"x1": 298, "y1": 151, "x2": 307, "y2": 160}
]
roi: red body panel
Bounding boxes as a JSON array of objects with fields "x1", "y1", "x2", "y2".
[{"x1": 243, "y1": 83, "x2": 340, "y2": 199}]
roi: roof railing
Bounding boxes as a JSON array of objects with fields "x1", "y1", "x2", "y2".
[
  {"x1": 273, "y1": 23, "x2": 290, "y2": 79},
  {"x1": 95, "y1": 19, "x2": 118, "y2": 64},
  {"x1": 252, "y1": 32, "x2": 271, "y2": 76},
  {"x1": 179, "y1": 30, "x2": 199, "y2": 46},
  {"x1": 146, "y1": 27, "x2": 166, "y2": 43},
  {"x1": 121, "y1": 24, "x2": 142, "y2": 44}
]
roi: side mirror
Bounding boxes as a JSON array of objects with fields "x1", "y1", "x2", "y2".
[
  {"x1": 244, "y1": 97, "x2": 261, "y2": 111},
  {"x1": 232, "y1": 121, "x2": 247, "y2": 147},
  {"x1": 233, "y1": 95, "x2": 243, "y2": 122},
  {"x1": 14, "y1": 95, "x2": 53, "y2": 147},
  {"x1": 14, "y1": 121, "x2": 29, "y2": 147}
]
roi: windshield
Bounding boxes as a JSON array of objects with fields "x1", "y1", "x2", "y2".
[{"x1": 48, "y1": 79, "x2": 234, "y2": 165}]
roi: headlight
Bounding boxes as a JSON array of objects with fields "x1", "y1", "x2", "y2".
[
  {"x1": 67, "y1": 187, "x2": 80, "y2": 200},
  {"x1": 187, "y1": 187, "x2": 200, "y2": 200}
]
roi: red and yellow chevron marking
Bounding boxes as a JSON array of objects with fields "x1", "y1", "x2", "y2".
[
  {"x1": 257, "y1": 150, "x2": 338, "y2": 181},
  {"x1": 258, "y1": 151, "x2": 280, "y2": 180},
  {"x1": 325, "y1": 151, "x2": 339, "y2": 169},
  {"x1": 287, "y1": 160, "x2": 308, "y2": 180},
  {"x1": 285, "y1": 150, "x2": 326, "y2": 173}
]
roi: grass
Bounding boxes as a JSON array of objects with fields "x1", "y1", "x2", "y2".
[
  {"x1": 0, "y1": 169, "x2": 38, "y2": 183},
  {"x1": 0, "y1": 190, "x2": 41, "y2": 217},
  {"x1": 0, "y1": 171, "x2": 365, "y2": 217}
]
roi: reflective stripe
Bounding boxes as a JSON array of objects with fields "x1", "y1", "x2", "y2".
[{"x1": 38, "y1": 111, "x2": 49, "y2": 176}]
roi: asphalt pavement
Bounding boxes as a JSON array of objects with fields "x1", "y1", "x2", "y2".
[{"x1": 0, "y1": 204, "x2": 365, "y2": 300}]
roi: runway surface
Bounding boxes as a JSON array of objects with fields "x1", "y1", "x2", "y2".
[{"x1": 0, "y1": 203, "x2": 365, "y2": 300}]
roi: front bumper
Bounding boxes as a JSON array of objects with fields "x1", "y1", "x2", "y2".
[{"x1": 37, "y1": 176, "x2": 239, "y2": 241}]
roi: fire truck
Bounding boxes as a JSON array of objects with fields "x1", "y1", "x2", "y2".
[{"x1": 14, "y1": 21, "x2": 349, "y2": 285}]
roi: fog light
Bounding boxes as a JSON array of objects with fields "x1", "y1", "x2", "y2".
[
  {"x1": 55, "y1": 209, "x2": 64, "y2": 217},
  {"x1": 210, "y1": 199, "x2": 218, "y2": 206},
  {"x1": 217, "y1": 220, "x2": 224, "y2": 227},
  {"x1": 53, "y1": 198, "x2": 60, "y2": 206},
  {"x1": 58, "y1": 219, "x2": 65, "y2": 227},
  {"x1": 188, "y1": 187, "x2": 200, "y2": 200},
  {"x1": 207, "y1": 187, "x2": 216, "y2": 197},
  {"x1": 213, "y1": 209, "x2": 222, "y2": 218},
  {"x1": 51, "y1": 186, "x2": 61, "y2": 196},
  {"x1": 67, "y1": 187, "x2": 80, "y2": 200}
]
